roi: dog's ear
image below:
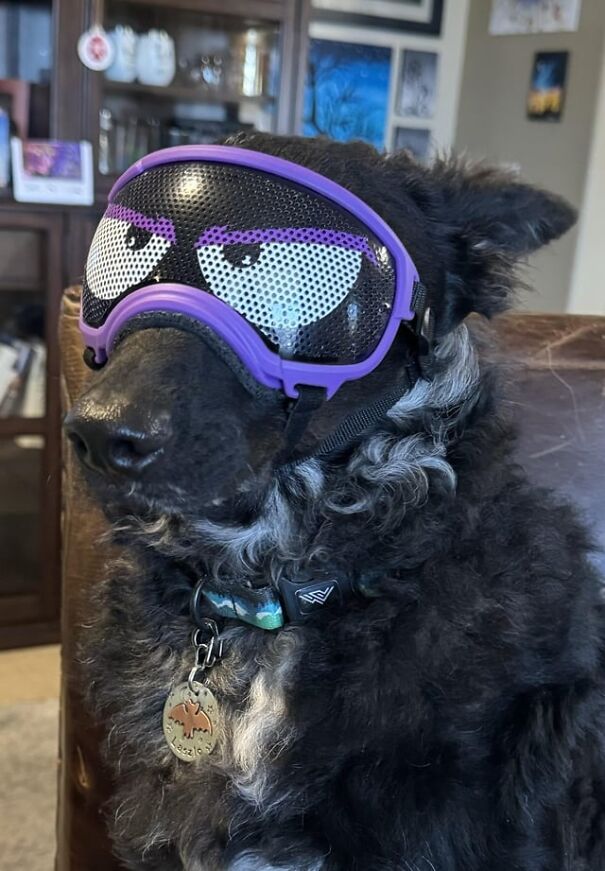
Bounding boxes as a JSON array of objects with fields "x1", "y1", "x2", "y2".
[{"x1": 389, "y1": 154, "x2": 577, "y2": 333}]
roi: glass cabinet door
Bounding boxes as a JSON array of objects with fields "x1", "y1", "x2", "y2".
[
  {"x1": 98, "y1": 1, "x2": 281, "y2": 177},
  {"x1": 0, "y1": 0, "x2": 54, "y2": 140},
  {"x1": 0, "y1": 226, "x2": 47, "y2": 419}
]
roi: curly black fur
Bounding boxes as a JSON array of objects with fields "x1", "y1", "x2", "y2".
[{"x1": 67, "y1": 135, "x2": 605, "y2": 870}]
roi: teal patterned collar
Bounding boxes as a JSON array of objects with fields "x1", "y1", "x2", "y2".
[{"x1": 194, "y1": 573, "x2": 380, "y2": 631}]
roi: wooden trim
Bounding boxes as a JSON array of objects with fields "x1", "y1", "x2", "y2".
[
  {"x1": 52, "y1": 0, "x2": 90, "y2": 140},
  {"x1": 0, "y1": 620, "x2": 60, "y2": 650},
  {"x1": 117, "y1": 0, "x2": 286, "y2": 20},
  {"x1": 290, "y1": 0, "x2": 311, "y2": 134},
  {"x1": 0, "y1": 418, "x2": 46, "y2": 436},
  {"x1": 0, "y1": 594, "x2": 42, "y2": 625},
  {"x1": 39, "y1": 213, "x2": 64, "y2": 624},
  {"x1": 275, "y1": 0, "x2": 311, "y2": 133},
  {"x1": 104, "y1": 79, "x2": 276, "y2": 106}
]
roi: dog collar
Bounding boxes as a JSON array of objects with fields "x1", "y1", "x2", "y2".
[{"x1": 192, "y1": 573, "x2": 381, "y2": 631}]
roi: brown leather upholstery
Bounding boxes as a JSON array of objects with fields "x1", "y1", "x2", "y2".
[
  {"x1": 57, "y1": 287, "x2": 121, "y2": 870},
  {"x1": 493, "y1": 314, "x2": 605, "y2": 573},
  {"x1": 56, "y1": 291, "x2": 605, "y2": 868}
]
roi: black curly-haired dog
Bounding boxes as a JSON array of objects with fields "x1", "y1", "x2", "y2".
[{"x1": 65, "y1": 133, "x2": 605, "y2": 871}]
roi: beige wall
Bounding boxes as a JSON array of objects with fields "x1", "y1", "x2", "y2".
[
  {"x1": 455, "y1": 0, "x2": 605, "y2": 313},
  {"x1": 568, "y1": 42, "x2": 605, "y2": 314}
]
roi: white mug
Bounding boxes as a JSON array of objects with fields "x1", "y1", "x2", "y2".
[
  {"x1": 105, "y1": 26, "x2": 138, "y2": 83},
  {"x1": 136, "y1": 29, "x2": 176, "y2": 87}
]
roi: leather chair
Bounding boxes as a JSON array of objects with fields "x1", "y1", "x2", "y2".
[{"x1": 56, "y1": 287, "x2": 605, "y2": 869}]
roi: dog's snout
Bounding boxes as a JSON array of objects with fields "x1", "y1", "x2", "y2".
[{"x1": 64, "y1": 405, "x2": 172, "y2": 478}]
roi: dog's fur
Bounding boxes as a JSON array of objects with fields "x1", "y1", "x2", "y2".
[{"x1": 67, "y1": 134, "x2": 605, "y2": 870}]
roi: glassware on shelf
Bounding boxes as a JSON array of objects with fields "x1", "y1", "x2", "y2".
[
  {"x1": 100, "y1": 108, "x2": 163, "y2": 174},
  {"x1": 230, "y1": 29, "x2": 270, "y2": 98},
  {"x1": 184, "y1": 54, "x2": 225, "y2": 90},
  {"x1": 99, "y1": 107, "x2": 114, "y2": 175}
]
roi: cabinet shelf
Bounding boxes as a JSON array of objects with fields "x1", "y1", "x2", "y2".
[
  {"x1": 114, "y1": 0, "x2": 285, "y2": 21},
  {"x1": 104, "y1": 79, "x2": 276, "y2": 105},
  {"x1": 0, "y1": 283, "x2": 44, "y2": 294},
  {"x1": 0, "y1": 416, "x2": 46, "y2": 437}
]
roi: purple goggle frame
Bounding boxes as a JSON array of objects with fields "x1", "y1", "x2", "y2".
[{"x1": 80, "y1": 145, "x2": 420, "y2": 400}]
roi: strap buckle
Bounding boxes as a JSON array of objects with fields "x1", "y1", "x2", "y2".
[{"x1": 278, "y1": 575, "x2": 356, "y2": 623}]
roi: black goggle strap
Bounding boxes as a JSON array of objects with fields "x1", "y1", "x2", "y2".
[
  {"x1": 280, "y1": 385, "x2": 327, "y2": 463},
  {"x1": 280, "y1": 283, "x2": 435, "y2": 467},
  {"x1": 280, "y1": 357, "x2": 420, "y2": 470},
  {"x1": 410, "y1": 281, "x2": 435, "y2": 377}
]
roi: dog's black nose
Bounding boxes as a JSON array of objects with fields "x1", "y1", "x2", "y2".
[{"x1": 64, "y1": 405, "x2": 172, "y2": 478}]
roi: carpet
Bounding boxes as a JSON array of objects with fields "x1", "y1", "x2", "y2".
[{"x1": 0, "y1": 698, "x2": 58, "y2": 871}]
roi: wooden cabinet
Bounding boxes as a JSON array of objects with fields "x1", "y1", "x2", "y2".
[
  {"x1": 0, "y1": 207, "x2": 63, "y2": 646},
  {"x1": 0, "y1": 0, "x2": 307, "y2": 647}
]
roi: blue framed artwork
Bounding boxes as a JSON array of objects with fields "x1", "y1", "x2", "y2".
[{"x1": 303, "y1": 39, "x2": 392, "y2": 150}]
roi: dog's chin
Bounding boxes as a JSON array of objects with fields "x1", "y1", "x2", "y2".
[{"x1": 82, "y1": 461, "x2": 274, "y2": 528}]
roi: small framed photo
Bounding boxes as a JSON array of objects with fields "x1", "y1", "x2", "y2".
[
  {"x1": 10, "y1": 138, "x2": 94, "y2": 205},
  {"x1": 393, "y1": 126, "x2": 431, "y2": 161},
  {"x1": 527, "y1": 52, "x2": 569, "y2": 122},
  {"x1": 398, "y1": 50, "x2": 439, "y2": 119}
]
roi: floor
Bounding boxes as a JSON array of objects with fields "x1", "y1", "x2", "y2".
[
  {"x1": 0, "y1": 644, "x2": 61, "y2": 871},
  {"x1": 0, "y1": 643, "x2": 60, "y2": 703}
]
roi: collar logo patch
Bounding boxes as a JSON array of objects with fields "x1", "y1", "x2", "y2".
[{"x1": 296, "y1": 583, "x2": 336, "y2": 610}]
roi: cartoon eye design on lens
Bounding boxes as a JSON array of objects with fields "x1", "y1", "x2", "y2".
[
  {"x1": 85, "y1": 204, "x2": 175, "y2": 300},
  {"x1": 195, "y1": 227, "x2": 378, "y2": 331}
]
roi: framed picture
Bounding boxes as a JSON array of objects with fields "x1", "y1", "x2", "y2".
[
  {"x1": 489, "y1": 0, "x2": 582, "y2": 35},
  {"x1": 312, "y1": 0, "x2": 444, "y2": 35},
  {"x1": 0, "y1": 111, "x2": 9, "y2": 188},
  {"x1": 392, "y1": 126, "x2": 431, "y2": 160},
  {"x1": 303, "y1": 38, "x2": 392, "y2": 149},
  {"x1": 527, "y1": 52, "x2": 569, "y2": 122},
  {"x1": 398, "y1": 50, "x2": 439, "y2": 118},
  {"x1": 10, "y1": 138, "x2": 94, "y2": 205},
  {"x1": 0, "y1": 79, "x2": 30, "y2": 139}
]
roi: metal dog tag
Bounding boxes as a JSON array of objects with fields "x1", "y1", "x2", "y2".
[{"x1": 163, "y1": 681, "x2": 218, "y2": 761}]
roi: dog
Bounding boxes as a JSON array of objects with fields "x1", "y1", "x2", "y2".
[{"x1": 64, "y1": 133, "x2": 605, "y2": 870}]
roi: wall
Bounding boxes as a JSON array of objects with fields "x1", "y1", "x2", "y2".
[
  {"x1": 454, "y1": 0, "x2": 605, "y2": 313},
  {"x1": 568, "y1": 42, "x2": 605, "y2": 314}
]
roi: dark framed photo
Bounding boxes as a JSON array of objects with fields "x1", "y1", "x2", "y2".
[
  {"x1": 527, "y1": 52, "x2": 569, "y2": 122},
  {"x1": 393, "y1": 126, "x2": 431, "y2": 160},
  {"x1": 398, "y1": 50, "x2": 439, "y2": 118},
  {"x1": 312, "y1": 0, "x2": 444, "y2": 35}
]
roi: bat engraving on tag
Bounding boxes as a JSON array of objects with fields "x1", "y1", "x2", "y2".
[{"x1": 168, "y1": 699, "x2": 212, "y2": 738}]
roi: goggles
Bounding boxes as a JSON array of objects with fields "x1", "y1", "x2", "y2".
[{"x1": 80, "y1": 145, "x2": 422, "y2": 400}]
